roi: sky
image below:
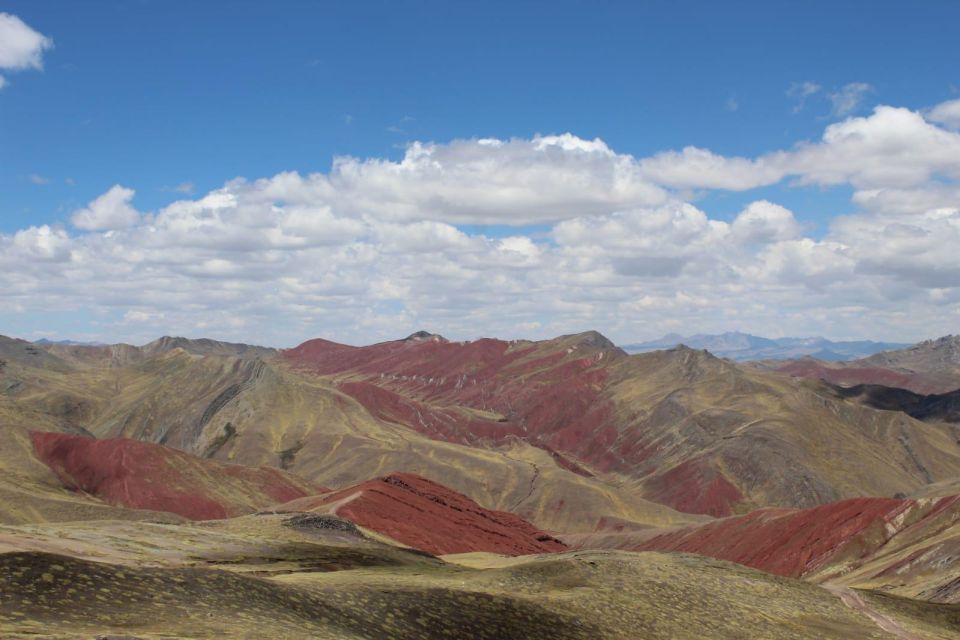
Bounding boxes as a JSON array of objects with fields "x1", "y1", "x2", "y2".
[{"x1": 1, "y1": 1, "x2": 959, "y2": 347}]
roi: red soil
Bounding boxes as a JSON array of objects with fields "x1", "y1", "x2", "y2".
[
  {"x1": 280, "y1": 472, "x2": 567, "y2": 556},
  {"x1": 31, "y1": 432, "x2": 319, "y2": 520},
  {"x1": 288, "y1": 336, "x2": 627, "y2": 473},
  {"x1": 284, "y1": 336, "x2": 527, "y2": 384},
  {"x1": 336, "y1": 380, "x2": 524, "y2": 443},
  {"x1": 776, "y1": 361, "x2": 936, "y2": 394},
  {"x1": 636, "y1": 496, "x2": 943, "y2": 577},
  {"x1": 643, "y1": 459, "x2": 743, "y2": 517}
]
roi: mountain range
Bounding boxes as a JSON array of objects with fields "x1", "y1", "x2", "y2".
[
  {"x1": 624, "y1": 331, "x2": 909, "y2": 361},
  {"x1": 1, "y1": 330, "x2": 959, "y2": 638}
]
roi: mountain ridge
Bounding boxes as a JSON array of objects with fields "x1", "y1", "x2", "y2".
[{"x1": 624, "y1": 331, "x2": 909, "y2": 362}]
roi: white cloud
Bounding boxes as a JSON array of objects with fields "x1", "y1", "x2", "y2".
[
  {"x1": 731, "y1": 201, "x2": 802, "y2": 244},
  {"x1": 71, "y1": 185, "x2": 141, "y2": 230},
  {"x1": 638, "y1": 147, "x2": 781, "y2": 190},
  {"x1": 318, "y1": 135, "x2": 666, "y2": 224},
  {"x1": 28, "y1": 174, "x2": 50, "y2": 185},
  {"x1": 787, "y1": 106, "x2": 960, "y2": 189},
  {"x1": 788, "y1": 81, "x2": 821, "y2": 98},
  {"x1": 787, "y1": 81, "x2": 821, "y2": 113},
  {"x1": 0, "y1": 13, "x2": 53, "y2": 88},
  {"x1": 928, "y1": 98, "x2": 960, "y2": 129},
  {"x1": 9, "y1": 225, "x2": 71, "y2": 262},
  {"x1": 830, "y1": 208, "x2": 960, "y2": 289},
  {"x1": 852, "y1": 184, "x2": 960, "y2": 215},
  {"x1": 828, "y1": 82, "x2": 873, "y2": 116},
  {"x1": 2, "y1": 123, "x2": 960, "y2": 346},
  {"x1": 169, "y1": 182, "x2": 193, "y2": 196},
  {"x1": 745, "y1": 238, "x2": 854, "y2": 288},
  {"x1": 639, "y1": 105, "x2": 960, "y2": 191}
]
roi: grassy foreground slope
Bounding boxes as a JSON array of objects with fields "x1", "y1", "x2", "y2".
[{"x1": 4, "y1": 542, "x2": 959, "y2": 640}]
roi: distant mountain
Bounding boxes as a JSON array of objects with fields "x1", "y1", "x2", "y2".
[
  {"x1": 774, "y1": 335, "x2": 960, "y2": 395},
  {"x1": 140, "y1": 335, "x2": 276, "y2": 358},
  {"x1": 622, "y1": 331, "x2": 908, "y2": 362},
  {"x1": 859, "y1": 334, "x2": 960, "y2": 372},
  {"x1": 33, "y1": 338, "x2": 104, "y2": 346}
]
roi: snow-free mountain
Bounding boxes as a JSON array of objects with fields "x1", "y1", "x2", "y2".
[{"x1": 623, "y1": 331, "x2": 908, "y2": 362}]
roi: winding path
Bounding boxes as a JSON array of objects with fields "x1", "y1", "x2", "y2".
[{"x1": 824, "y1": 584, "x2": 920, "y2": 640}]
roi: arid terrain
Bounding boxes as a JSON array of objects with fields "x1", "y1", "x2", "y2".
[
  {"x1": 6, "y1": 1, "x2": 960, "y2": 637},
  {"x1": 1, "y1": 331, "x2": 960, "y2": 638}
]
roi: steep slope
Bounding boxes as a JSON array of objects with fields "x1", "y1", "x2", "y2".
[
  {"x1": 31, "y1": 432, "x2": 321, "y2": 520},
  {"x1": 861, "y1": 335, "x2": 960, "y2": 377},
  {"x1": 8, "y1": 330, "x2": 960, "y2": 526},
  {"x1": 0, "y1": 335, "x2": 74, "y2": 372},
  {"x1": 280, "y1": 472, "x2": 566, "y2": 556},
  {"x1": 774, "y1": 336, "x2": 960, "y2": 395},
  {"x1": 637, "y1": 494, "x2": 960, "y2": 603},
  {"x1": 140, "y1": 335, "x2": 276, "y2": 358},
  {"x1": 0, "y1": 361, "x2": 174, "y2": 525},
  {"x1": 2, "y1": 339, "x2": 695, "y2": 533},
  {"x1": 286, "y1": 333, "x2": 960, "y2": 517},
  {"x1": 604, "y1": 348, "x2": 960, "y2": 515},
  {"x1": 828, "y1": 383, "x2": 960, "y2": 424},
  {"x1": 774, "y1": 358, "x2": 946, "y2": 394},
  {"x1": 27, "y1": 433, "x2": 569, "y2": 557}
]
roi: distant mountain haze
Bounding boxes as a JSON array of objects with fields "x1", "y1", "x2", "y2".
[{"x1": 623, "y1": 331, "x2": 908, "y2": 362}]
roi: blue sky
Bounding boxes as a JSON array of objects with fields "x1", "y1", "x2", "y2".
[{"x1": 2, "y1": 1, "x2": 960, "y2": 345}]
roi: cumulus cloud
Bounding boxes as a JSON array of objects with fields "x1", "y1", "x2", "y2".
[
  {"x1": 318, "y1": 134, "x2": 666, "y2": 224},
  {"x1": 852, "y1": 184, "x2": 960, "y2": 215},
  {"x1": 3, "y1": 121, "x2": 960, "y2": 345},
  {"x1": 638, "y1": 147, "x2": 782, "y2": 190},
  {"x1": 928, "y1": 98, "x2": 960, "y2": 129},
  {"x1": 831, "y1": 208, "x2": 960, "y2": 289},
  {"x1": 786, "y1": 106, "x2": 960, "y2": 189},
  {"x1": 730, "y1": 201, "x2": 802, "y2": 244},
  {"x1": 71, "y1": 185, "x2": 141, "y2": 230},
  {"x1": 639, "y1": 105, "x2": 960, "y2": 191},
  {"x1": 9, "y1": 225, "x2": 71, "y2": 262},
  {"x1": 0, "y1": 13, "x2": 53, "y2": 88}
]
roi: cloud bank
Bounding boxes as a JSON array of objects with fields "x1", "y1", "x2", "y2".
[{"x1": 3, "y1": 102, "x2": 960, "y2": 345}]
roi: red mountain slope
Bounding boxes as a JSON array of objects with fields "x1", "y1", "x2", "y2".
[
  {"x1": 31, "y1": 432, "x2": 321, "y2": 520},
  {"x1": 280, "y1": 472, "x2": 567, "y2": 556},
  {"x1": 282, "y1": 333, "x2": 960, "y2": 520},
  {"x1": 636, "y1": 495, "x2": 960, "y2": 578},
  {"x1": 284, "y1": 333, "x2": 624, "y2": 473}
]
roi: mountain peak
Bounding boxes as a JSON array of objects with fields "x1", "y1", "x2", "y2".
[
  {"x1": 403, "y1": 330, "x2": 446, "y2": 343},
  {"x1": 562, "y1": 330, "x2": 616, "y2": 350}
]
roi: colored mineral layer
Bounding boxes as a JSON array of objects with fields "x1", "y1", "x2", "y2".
[
  {"x1": 31, "y1": 432, "x2": 320, "y2": 520},
  {"x1": 281, "y1": 472, "x2": 568, "y2": 556}
]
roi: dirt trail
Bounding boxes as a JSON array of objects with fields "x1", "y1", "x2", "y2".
[{"x1": 824, "y1": 584, "x2": 920, "y2": 640}]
